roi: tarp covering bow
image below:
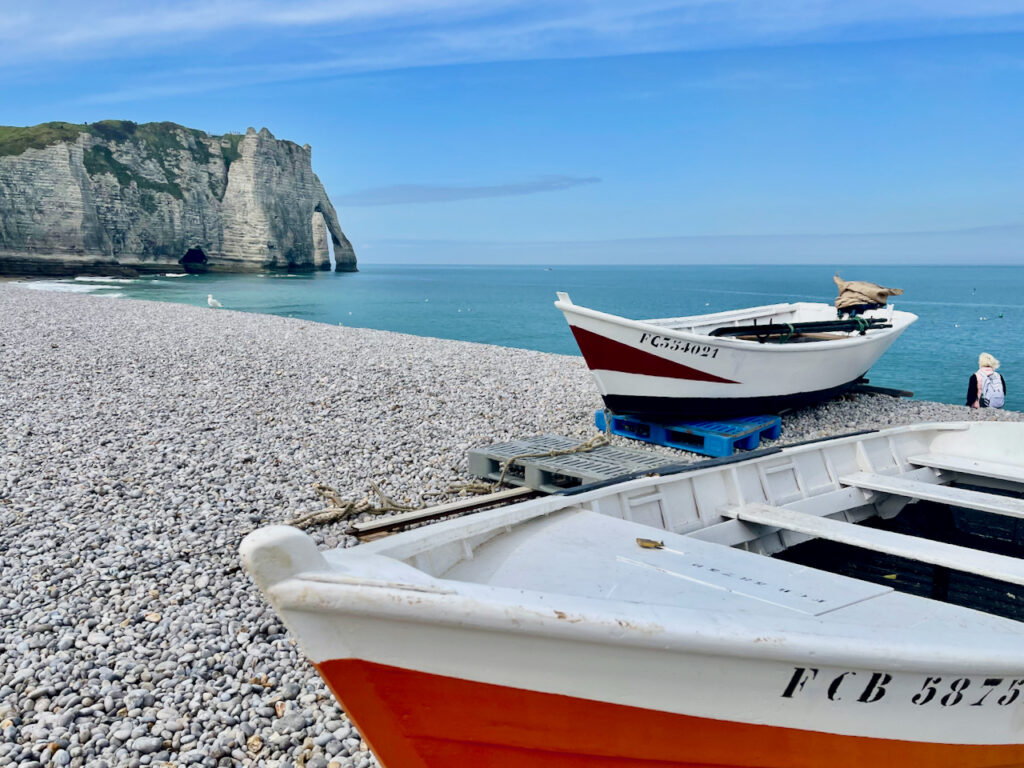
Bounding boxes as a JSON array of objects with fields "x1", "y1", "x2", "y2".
[{"x1": 833, "y1": 275, "x2": 904, "y2": 314}]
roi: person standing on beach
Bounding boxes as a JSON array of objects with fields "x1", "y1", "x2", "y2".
[{"x1": 967, "y1": 353, "x2": 1006, "y2": 408}]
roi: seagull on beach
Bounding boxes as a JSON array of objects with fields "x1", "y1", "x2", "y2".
[{"x1": 207, "y1": 294, "x2": 222, "y2": 309}]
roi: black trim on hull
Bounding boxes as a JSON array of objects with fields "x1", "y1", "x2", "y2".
[{"x1": 602, "y1": 376, "x2": 867, "y2": 420}]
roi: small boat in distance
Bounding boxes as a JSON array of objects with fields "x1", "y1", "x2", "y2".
[
  {"x1": 242, "y1": 421, "x2": 1024, "y2": 767},
  {"x1": 555, "y1": 291, "x2": 917, "y2": 419}
]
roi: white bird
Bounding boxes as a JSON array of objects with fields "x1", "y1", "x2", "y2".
[{"x1": 207, "y1": 294, "x2": 222, "y2": 309}]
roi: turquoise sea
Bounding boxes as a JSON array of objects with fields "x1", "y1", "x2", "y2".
[{"x1": 22, "y1": 264, "x2": 1024, "y2": 409}]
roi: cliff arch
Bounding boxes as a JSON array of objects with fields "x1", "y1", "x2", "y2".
[{"x1": 312, "y1": 203, "x2": 352, "y2": 271}]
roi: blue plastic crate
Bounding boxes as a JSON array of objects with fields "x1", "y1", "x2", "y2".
[{"x1": 595, "y1": 410, "x2": 782, "y2": 458}]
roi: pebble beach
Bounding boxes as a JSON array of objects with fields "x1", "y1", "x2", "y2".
[{"x1": 3, "y1": 283, "x2": 1023, "y2": 768}]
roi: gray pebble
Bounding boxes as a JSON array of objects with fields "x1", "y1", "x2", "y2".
[
  {"x1": 273, "y1": 713, "x2": 307, "y2": 734},
  {"x1": 86, "y1": 631, "x2": 110, "y2": 646},
  {"x1": 279, "y1": 683, "x2": 301, "y2": 700},
  {"x1": 132, "y1": 736, "x2": 164, "y2": 754}
]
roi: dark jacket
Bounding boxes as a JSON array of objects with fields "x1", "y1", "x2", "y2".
[{"x1": 967, "y1": 371, "x2": 1006, "y2": 407}]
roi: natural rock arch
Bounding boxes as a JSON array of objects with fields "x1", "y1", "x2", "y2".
[{"x1": 312, "y1": 202, "x2": 353, "y2": 271}]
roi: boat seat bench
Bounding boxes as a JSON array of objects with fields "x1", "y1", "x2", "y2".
[
  {"x1": 838, "y1": 471, "x2": 1024, "y2": 520},
  {"x1": 723, "y1": 503, "x2": 1024, "y2": 587},
  {"x1": 907, "y1": 453, "x2": 1024, "y2": 486}
]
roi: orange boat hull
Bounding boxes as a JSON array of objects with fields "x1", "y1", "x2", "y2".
[{"x1": 316, "y1": 658, "x2": 1024, "y2": 768}]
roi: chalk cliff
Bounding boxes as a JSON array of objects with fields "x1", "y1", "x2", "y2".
[{"x1": 0, "y1": 121, "x2": 356, "y2": 275}]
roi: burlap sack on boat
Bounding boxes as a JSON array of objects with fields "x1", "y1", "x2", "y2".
[{"x1": 833, "y1": 274, "x2": 903, "y2": 311}]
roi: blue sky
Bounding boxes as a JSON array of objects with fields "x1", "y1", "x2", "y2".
[{"x1": 2, "y1": 1, "x2": 1023, "y2": 264}]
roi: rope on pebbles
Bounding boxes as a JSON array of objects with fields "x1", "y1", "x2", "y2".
[
  {"x1": 285, "y1": 481, "x2": 417, "y2": 529},
  {"x1": 288, "y1": 432, "x2": 611, "y2": 529}
]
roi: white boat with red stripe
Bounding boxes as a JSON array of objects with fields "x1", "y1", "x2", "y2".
[{"x1": 555, "y1": 291, "x2": 917, "y2": 419}]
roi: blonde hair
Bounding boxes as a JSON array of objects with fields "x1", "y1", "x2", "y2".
[{"x1": 979, "y1": 352, "x2": 1000, "y2": 369}]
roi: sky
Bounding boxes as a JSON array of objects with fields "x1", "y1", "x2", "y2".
[{"x1": 1, "y1": 1, "x2": 1023, "y2": 264}]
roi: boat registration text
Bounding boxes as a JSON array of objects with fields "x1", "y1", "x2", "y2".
[
  {"x1": 638, "y1": 333, "x2": 720, "y2": 358},
  {"x1": 783, "y1": 667, "x2": 1024, "y2": 708}
]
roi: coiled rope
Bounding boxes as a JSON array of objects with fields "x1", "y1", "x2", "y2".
[{"x1": 286, "y1": 481, "x2": 417, "y2": 529}]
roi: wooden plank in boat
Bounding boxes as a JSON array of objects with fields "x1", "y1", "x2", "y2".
[
  {"x1": 724, "y1": 503, "x2": 1024, "y2": 587},
  {"x1": 907, "y1": 453, "x2": 1024, "y2": 486},
  {"x1": 838, "y1": 471, "x2": 1024, "y2": 519}
]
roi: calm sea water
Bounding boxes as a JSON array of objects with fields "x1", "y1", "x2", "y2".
[{"x1": 22, "y1": 264, "x2": 1024, "y2": 409}]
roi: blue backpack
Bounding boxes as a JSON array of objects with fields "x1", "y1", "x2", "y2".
[{"x1": 979, "y1": 372, "x2": 1005, "y2": 409}]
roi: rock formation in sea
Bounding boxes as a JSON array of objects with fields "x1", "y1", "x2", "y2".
[{"x1": 0, "y1": 121, "x2": 356, "y2": 275}]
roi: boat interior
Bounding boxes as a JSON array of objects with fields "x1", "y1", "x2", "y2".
[
  {"x1": 361, "y1": 423, "x2": 1024, "y2": 626},
  {"x1": 645, "y1": 302, "x2": 900, "y2": 343}
]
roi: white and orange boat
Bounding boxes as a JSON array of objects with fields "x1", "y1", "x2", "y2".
[
  {"x1": 555, "y1": 291, "x2": 917, "y2": 419},
  {"x1": 242, "y1": 421, "x2": 1024, "y2": 768}
]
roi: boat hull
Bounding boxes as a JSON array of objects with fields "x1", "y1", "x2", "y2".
[
  {"x1": 317, "y1": 659, "x2": 1024, "y2": 768},
  {"x1": 557, "y1": 297, "x2": 916, "y2": 419},
  {"x1": 248, "y1": 524, "x2": 1024, "y2": 768},
  {"x1": 242, "y1": 423, "x2": 1024, "y2": 768}
]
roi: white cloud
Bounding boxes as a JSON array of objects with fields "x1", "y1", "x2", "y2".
[
  {"x1": 6, "y1": 0, "x2": 1024, "y2": 97},
  {"x1": 335, "y1": 175, "x2": 601, "y2": 206}
]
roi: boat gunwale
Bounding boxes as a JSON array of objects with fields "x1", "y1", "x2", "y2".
[
  {"x1": 247, "y1": 422, "x2": 1024, "y2": 675},
  {"x1": 554, "y1": 298, "x2": 918, "y2": 352},
  {"x1": 353, "y1": 422, "x2": 970, "y2": 565},
  {"x1": 643, "y1": 300, "x2": 835, "y2": 327},
  {"x1": 264, "y1": 559, "x2": 1024, "y2": 675}
]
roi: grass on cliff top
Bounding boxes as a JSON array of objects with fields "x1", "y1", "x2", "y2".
[
  {"x1": 0, "y1": 120, "x2": 247, "y2": 160},
  {"x1": 0, "y1": 122, "x2": 87, "y2": 157},
  {"x1": 88, "y1": 120, "x2": 212, "y2": 165},
  {"x1": 0, "y1": 120, "x2": 250, "y2": 202}
]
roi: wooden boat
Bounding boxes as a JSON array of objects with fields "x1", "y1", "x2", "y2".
[
  {"x1": 555, "y1": 292, "x2": 917, "y2": 419},
  {"x1": 241, "y1": 421, "x2": 1024, "y2": 768}
]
